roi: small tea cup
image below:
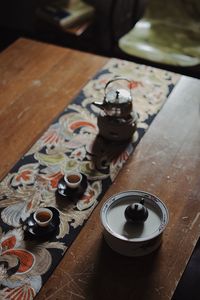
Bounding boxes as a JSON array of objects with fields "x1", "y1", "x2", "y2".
[
  {"x1": 33, "y1": 208, "x2": 53, "y2": 227},
  {"x1": 64, "y1": 171, "x2": 82, "y2": 189}
]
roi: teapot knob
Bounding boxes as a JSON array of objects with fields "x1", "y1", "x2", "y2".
[
  {"x1": 124, "y1": 199, "x2": 148, "y2": 223},
  {"x1": 116, "y1": 90, "x2": 120, "y2": 100}
]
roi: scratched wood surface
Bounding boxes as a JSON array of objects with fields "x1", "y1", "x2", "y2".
[{"x1": 1, "y1": 39, "x2": 200, "y2": 300}]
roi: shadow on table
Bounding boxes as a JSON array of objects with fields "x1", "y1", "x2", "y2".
[
  {"x1": 91, "y1": 134, "x2": 132, "y2": 172},
  {"x1": 86, "y1": 237, "x2": 162, "y2": 300},
  {"x1": 172, "y1": 238, "x2": 200, "y2": 300}
]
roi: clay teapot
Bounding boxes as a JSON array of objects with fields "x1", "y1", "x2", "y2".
[{"x1": 92, "y1": 78, "x2": 137, "y2": 142}]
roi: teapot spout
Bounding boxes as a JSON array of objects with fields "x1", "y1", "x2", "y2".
[{"x1": 92, "y1": 101, "x2": 105, "y2": 110}]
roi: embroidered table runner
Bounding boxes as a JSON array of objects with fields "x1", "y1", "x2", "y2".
[{"x1": 0, "y1": 58, "x2": 180, "y2": 299}]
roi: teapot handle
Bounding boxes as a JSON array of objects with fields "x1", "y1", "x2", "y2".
[{"x1": 104, "y1": 77, "x2": 132, "y2": 96}]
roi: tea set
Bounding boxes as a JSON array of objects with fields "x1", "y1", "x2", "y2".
[
  {"x1": 23, "y1": 171, "x2": 86, "y2": 239},
  {"x1": 23, "y1": 78, "x2": 169, "y2": 255},
  {"x1": 93, "y1": 78, "x2": 169, "y2": 256}
]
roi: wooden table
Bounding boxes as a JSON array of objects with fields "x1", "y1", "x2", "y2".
[{"x1": 0, "y1": 38, "x2": 200, "y2": 300}]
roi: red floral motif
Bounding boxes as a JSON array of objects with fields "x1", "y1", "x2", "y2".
[
  {"x1": 69, "y1": 120, "x2": 96, "y2": 132},
  {"x1": 41, "y1": 128, "x2": 59, "y2": 145},
  {"x1": 11, "y1": 164, "x2": 39, "y2": 187},
  {"x1": 3, "y1": 285, "x2": 35, "y2": 300},
  {"x1": 2, "y1": 249, "x2": 35, "y2": 274},
  {"x1": 70, "y1": 147, "x2": 86, "y2": 161},
  {"x1": 74, "y1": 150, "x2": 81, "y2": 157},
  {"x1": 1, "y1": 236, "x2": 16, "y2": 252},
  {"x1": 15, "y1": 170, "x2": 32, "y2": 183},
  {"x1": 48, "y1": 172, "x2": 63, "y2": 189},
  {"x1": 128, "y1": 80, "x2": 143, "y2": 89},
  {"x1": 0, "y1": 234, "x2": 35, "y2": 275},
  {"x1": 81, "y1": 190, "x2": 95, "y2": 205}
]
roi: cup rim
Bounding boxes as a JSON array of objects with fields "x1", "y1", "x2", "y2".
[
  {"x1": 33, "y1": 208, "x2": 53, "y2": 226},
  {"x1": 64, "y1": 171, "x2": 82, "y2": 188}
]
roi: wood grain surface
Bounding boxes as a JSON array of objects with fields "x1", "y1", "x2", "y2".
[
  {"x1": 0, "y1": 38, "x2": 200, "y2": 300},
  {"x1": 0, "y1": 38, "x2": 107, "y2": 180}
]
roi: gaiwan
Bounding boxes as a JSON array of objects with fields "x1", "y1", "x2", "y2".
[{"x1": 100, "y1": 190, "x2": 169, "y2": 257}]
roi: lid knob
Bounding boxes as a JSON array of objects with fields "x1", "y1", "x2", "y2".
[{"x1": 124, "y1": 199, "x2": 148, "y2": 223}]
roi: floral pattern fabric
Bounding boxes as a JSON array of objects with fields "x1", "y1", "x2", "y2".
[{"x1": 0, "y1": 58, "x2": 180, "y2": 299}]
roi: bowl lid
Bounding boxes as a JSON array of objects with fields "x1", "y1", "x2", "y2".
[{"x1": 101, "y1": 190, "x2": 169, "y2": 242}]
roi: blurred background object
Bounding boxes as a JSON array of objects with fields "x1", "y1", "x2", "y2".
[
  {"x1": 0, "y1": 0, "x2": 147, "y2": 54},
  {"x1": 0, "y1": 0, "x2": 199, "y2": 78},
  {"x1": 117, "y1": 0, "x2": 200, "y2": 77}
]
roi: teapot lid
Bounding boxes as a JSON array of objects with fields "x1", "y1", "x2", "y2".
[
  {"x1": 106, "y1": 89, "x2": 132, "y2": 104},
  {"x1": 104, "y1": 78, "x2": 132, "y2": 104},
  {"x1": 101, "y1": 190, "x2": 169, "y2": 242}
]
